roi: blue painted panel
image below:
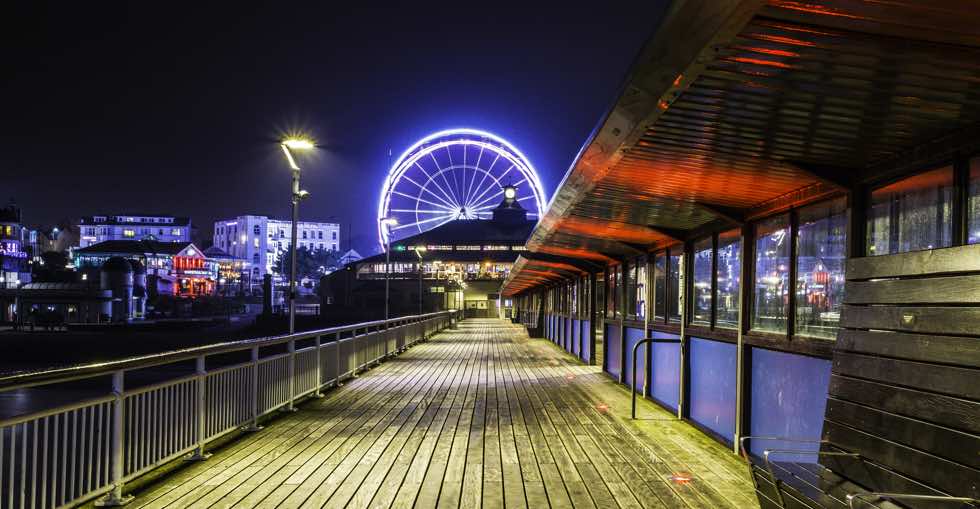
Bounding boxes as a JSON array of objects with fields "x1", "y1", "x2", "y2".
[
  {"x1": 565, "y1": 317, "x2": 572, "y2": 352},
  {"x1": 623, "y1": 327, "x2": 647, "y2": 391},
  {"x1": 560, "y1": 317, "x2": 567, "y2": 348},
  {"x1": 749, "y1": 348, "x2": 832, "y2": 460},
  {"x1": 580, "y1": 320, "x2": 591, "y2": 363},
  {"x1": 572, "y1": 319, "x2": 581, "y2": 356},
  {"x1": 649, "y1": 331, "x2": 680, "y2": 410},
  {"x1": 546, "y1": 314, "x2": 551, "y2": 340},
  {"x1": 604, "y1": 323, "x2": 621, "y2": 379},
  {"x1": 690, "y1": 337, "x2": 738, "y2": 442}
]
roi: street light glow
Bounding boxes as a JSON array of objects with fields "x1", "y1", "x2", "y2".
[
  {"x1": 504, "y1": 186, "x2": 516, "y2": 200},
  {"x1": 282, "y1": 138, "x2": 315, "y2": 150}
]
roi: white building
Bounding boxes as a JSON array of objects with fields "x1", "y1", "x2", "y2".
[
  {"x1": 212, "y1": 215, "x2": 340, "y2": 282},
  {"x1": 78, "y1": 214, "x2": 191, "y2": 248}
]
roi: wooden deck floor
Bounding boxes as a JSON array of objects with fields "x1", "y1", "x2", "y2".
[{"x1": 122, "y1": 319, "x2": 756, "y2": 509}]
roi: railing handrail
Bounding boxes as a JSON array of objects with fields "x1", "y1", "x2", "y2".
[{"x1": 0, "y1": 310, "x2": 456, "y2": 392}]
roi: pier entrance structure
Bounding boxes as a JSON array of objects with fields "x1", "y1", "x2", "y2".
[{"x1": 505, "y1": 1, "x2": 980, "y2": 508}]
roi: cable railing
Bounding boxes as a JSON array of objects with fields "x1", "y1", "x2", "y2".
[{"x1": 0, "y1": 309, "x2": 459, "y2": 509}]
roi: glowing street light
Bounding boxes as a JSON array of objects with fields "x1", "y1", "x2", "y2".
[{"x1": 280, "y1": 137, "x2": 315, "y2": 335}]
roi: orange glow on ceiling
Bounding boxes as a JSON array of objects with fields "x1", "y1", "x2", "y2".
[
  {"x1": 733, "y1": 45, "x2": 800, "y2": 58},
  {"x1": 556, "y1": 216, "x2": 668, "y2": 245},
  {"x1": 726, "y1": 56, "x2": 793, "y2": 69},
  {"x1": 536, "y1": 245, "x2": 614, "y2": 263},
  {"x1": 746, "y1": 33, "x2": 818, "y2": 48},
  {"x1": 768, "y1": 1, "x2": 868, "y2": 21}
]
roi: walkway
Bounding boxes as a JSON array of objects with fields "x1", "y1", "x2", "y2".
[{"x1": 119, "y1": 319, "x2": 756, "y2": 508}]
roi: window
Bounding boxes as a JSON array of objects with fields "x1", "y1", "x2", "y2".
[
  {"x1": 302, "y1": 231, "x2": 308, "y2": 239},
  {"x1": 279, "y1": 230, "x2": 285, "y2": 238},
  {"x1": 635, "y1": 259, "x2": 646, "y2": 320},
  {"x1": 606, "y1": 264, "x2": 618, "y2": 318},
  {"x1": 172, "y1": 228, "x2": 181, "y2": 236},
  {"x1": 158, "y1": 229, "x2": 163, "y2": 235},
  {"x1": 753, "y1": 214, "x2": 790, "y2": 333},
  {"x1": 867, "y1": 166, "x2": 953, "y2": 255},
  {"x1": 253, "y1": 225, "x2": 260, "y2": 235},
  {"x1": 796, "y1": 198, "x2": 847, "y2": 339},
  {"x1": 654, "y1": 253, "x2": 666, "y2": 321},
  {"x1": 614, "y1": 264, "x2": 622, "y2": 319},
  {"x1": 252, "y1": 253, "x2": 259, "y2": 263},
  {"x1": 716, "y1": 230, "x2": 741, "y2": 329},
  {"x1": 332, "y1": 231, "x2": 338, "y2": 240},
  {"x1": 668, "y1": 250, "x2": 681, "y2": 323},
  {"x1": 625, "y1": 260, "x2": 638, "y2": 319},
  {"x1": 970, "y1": 158, "x2": 980, "y2": 244},
  {"x1": 332, "y1": 243, "x2": 337, "y2": 250},
  {"x1": 253, "y1": 238, "x2": 259, "y2": 248},
  {"x1": 692, "y1": 238, "x2": 712, "y2": 326},
  {"x1": 318, "y1": 231, "x2": 323, "y2": 240},
  {"x1": 123, "y1": 229, "x2": 135, "y2": 237},
  {"x1": 318, "y1": 243, "x2": 324, "y2": 250}
]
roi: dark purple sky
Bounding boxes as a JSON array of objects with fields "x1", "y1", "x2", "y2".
[{"x1": 2, "y1": 2, "x2": 667, "y2": 253}]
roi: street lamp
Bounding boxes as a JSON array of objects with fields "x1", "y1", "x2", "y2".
[
  {"x1": 380, "y1": 217, "x2": 398, "y2": 323},
  {"x1": 280, "y1": 137, "x2": 315, "y2": 334}
]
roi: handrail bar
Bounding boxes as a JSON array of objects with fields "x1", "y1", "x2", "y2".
[
  {"x1": 631, "y1": 337, "x2": 682, "y2": 419},
  {"x1": 763, "y1": 448, "x2": 863, "y2": 509},
  {"x1": 0, "y1": 310, "x2": 456, "y2": 392},
  {"x1": 847, "y1": 493, "x2": 980, "y2": 508}
]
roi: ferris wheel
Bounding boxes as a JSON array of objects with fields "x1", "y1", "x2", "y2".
[{"x1": 377, "y1": 128, "x2": 547, "y2": 247}]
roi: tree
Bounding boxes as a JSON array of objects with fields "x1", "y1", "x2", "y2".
[{"x1": 274, "y1": 246, "x2": 341, "y2": 282}]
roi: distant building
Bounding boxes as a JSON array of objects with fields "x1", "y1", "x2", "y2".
[
  {"x1": 0, "y1": 204, "x2": 32, "y2": 289},
  {"x1": 75, "y1": 240, "x2": 216, "y2": 298},
  {"x1": 211, "y1": 215, "x2": 340, "y2": 285},
  {"x1": 78, "y1": 213, "x2": 191, "y2": 248},
  {"x1": 203, "y1": 246, "x2": 248, "y2": 296},
  {"x1": 321, "y1": 188, "x2": 532, "y2": 319}
]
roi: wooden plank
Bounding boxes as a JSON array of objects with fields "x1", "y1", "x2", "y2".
[
  {"x1": 833, "y1": 351, "x2": 980, "y2": 400},
  {"x1": 844, "y1": 244, "x2": 980, "y2": 280},
  {"x1": 829, "y1": 375, "x2": 980, "y2": 435},
  {"x1": 825, "y1": 398, "x2": 979, "y2": 469},
  {"x1": 821, "y1": 420, "x2": 980, "y2": 499},
  {"x1": 839, "y1": 304, "x2": 980, "y2": 336},
  {"x1": 843, "y1": 275, "x2": 980, "y2": 305},
  {"x1": 836, "y1": 330, "x2": 980, "y2": 368}
]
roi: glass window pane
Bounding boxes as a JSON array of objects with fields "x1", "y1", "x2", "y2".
[
  {"x1": 668, "y1": 250, "x2": 682, "y2": 323},
  {"x1": 866, "y1": 166, "x2": 953, "y2": 255},
  {"x1": 796, "y1": 198, "x2": 847, "y2": 339},
  {"x1": 716, "y1": 229, "x2": 741, "y2": 329},
  {"x1": 692, "y1": 237, "x2": 713, "y2": 326},
  {"x1": 636, "y1": 258, "x2": 647, "y2": 320},
  {"x1": 626, "y1": 261, "x2": 638, "y2": 319},
  {"x1": 753, "y1": 214, "x2": 790, "y2": 334},
  {"x1": 654, "y1": 254, "x2": 666, "y2": 321},
  {"x1": 606, "y1": 265, "x2": 617, "y2": 318},
  {"x1": 614, "y1": 264, "x2": 623, "y2": 319},
  {"x1": 970, "y1": 159, "x2": 980, "y2": 244}
]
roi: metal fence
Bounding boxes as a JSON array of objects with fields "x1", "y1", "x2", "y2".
[{"x1": 0, "y1": 310, "x2": 458, "y2": 508}]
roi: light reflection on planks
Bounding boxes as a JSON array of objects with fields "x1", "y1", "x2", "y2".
[{"x1": 123, "y1": 319, "x2": 756, "y2": 509}]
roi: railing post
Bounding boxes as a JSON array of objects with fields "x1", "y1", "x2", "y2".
[
  {"x1": 285, "y1": 338, "x2": 297, "y2": 412},
  {"x1": 95, "y1": 370, "x2": 133, "y2": 506},
  {"x1": 335, "y1": 331, "x2": 344, "y2": 386},
  {"x1": 187, "y1": 355, "x2": 211, "y2": 460},
  {"x1": 314, "y1": 334, "x2": 323, "y2": 397},
  {"x1": 245, "y1": 346, "x2": 263, "y2": 431}
]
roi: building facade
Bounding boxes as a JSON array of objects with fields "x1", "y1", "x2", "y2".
[
  {"x1": 212, "y1": 215, "x2": 340, "y2": 283},
  {"x1": 78, "y1": 214, "x2": 191, "y2": 248},
  {"x1": 0, "y1": 205, "x2": 32, "y2": 289},
  {"x1": 74, "y1": 240, "x2": 217, "y2": 298}
]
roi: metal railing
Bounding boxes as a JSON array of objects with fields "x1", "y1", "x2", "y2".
[{"x1": 0, "y1": 310, "x2": 459, "y2": 509}]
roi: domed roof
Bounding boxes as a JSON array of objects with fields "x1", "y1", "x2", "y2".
[
  {"x1": 128, "y1": 259, "x2": 146, "y2": 274},
  {"x1": 102, "y1": 256, "x2": 134, "y2": 273}
]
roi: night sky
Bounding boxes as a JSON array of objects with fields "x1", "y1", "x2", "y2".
[{"x1": 3, "y1": 2, "x2": 667, "y2": 253}]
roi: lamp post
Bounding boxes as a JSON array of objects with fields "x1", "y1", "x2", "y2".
[
  {"x1": 280, "y1": 138, "x2": 315, "y2": 334},
  {"x1": 380, "y1": 218, "x2": 398, "y2": 322}
]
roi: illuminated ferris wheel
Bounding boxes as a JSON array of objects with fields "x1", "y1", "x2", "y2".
[{"x1": 377, "y1": 128, "x2": 547, "y2": 247}]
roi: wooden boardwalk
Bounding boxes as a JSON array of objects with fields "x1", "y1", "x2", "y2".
[{"x1": 122, "y1": 319, "x2": 756, "y2": 509}]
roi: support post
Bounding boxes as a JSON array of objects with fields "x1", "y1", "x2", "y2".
[
  {"x1": 187, "y1": 355, "x2": 211, "y2": 460},
  {"x1": 95, "y1": 371, "x2": 133, "y2": 506},
  {"x1": 314, "y1": 335, "x2": 323, "y2": 397},
  {"x1": 245, "y1": 346, "x2": 263, "y2": 431},
  {"x1": 335, "y1": 331, "x2": 344, "y2": 386},
  {"x1": 285, "y1": 339, "x2": 297, "y2": 412}
]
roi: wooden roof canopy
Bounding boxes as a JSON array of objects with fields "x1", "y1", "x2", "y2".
[{"x1": 503, "y1": 0, "x2": 980, "y2": 297}]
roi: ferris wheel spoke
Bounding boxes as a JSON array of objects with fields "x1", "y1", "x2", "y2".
[
  {"x1": 467, "y1": 163, "x2": 513, "y2": 208},
  {"x1": 413, "y1": 161, "x2": 459, "y2": 208},
  {"x1": 463, "y1": 145, "x2": 486, "y2": 208},
  {"x1": 465, "y1": 153, "x2": 499, "y2": 210},
  {"x1": 391, "y1": 190, "x2": 457, "y2": 211},
  {"x1": 391, "y1": 213, "x2": 457, "y2": 232},
  {"x1": 430, "y1": 153, "x2": 460, "y2": 207},
  {"x1": 400, "y1": 173, "x2": 458, "y2": 210}
]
